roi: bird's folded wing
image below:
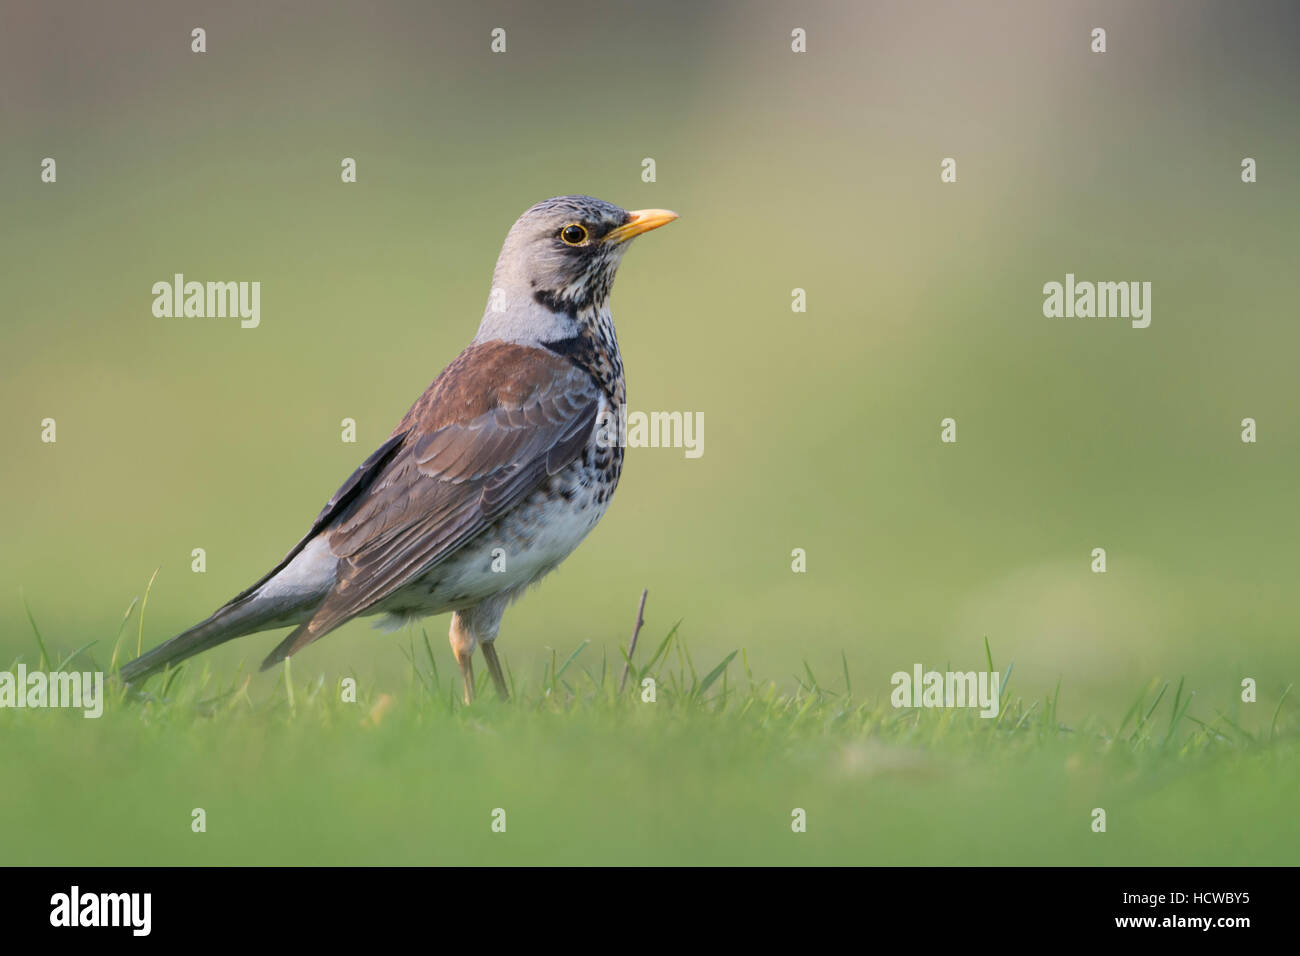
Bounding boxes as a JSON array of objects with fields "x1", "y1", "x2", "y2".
[
  {"x1": 260, "y1": 342, "x2": 602, "y2": 668},
  {"x1": 227, "y1": 431, "x2": 410, "y2": 607}
]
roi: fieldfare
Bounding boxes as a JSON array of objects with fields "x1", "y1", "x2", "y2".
[{"x1": 120, "y1": 196, "x2": 677, "y2": 703}]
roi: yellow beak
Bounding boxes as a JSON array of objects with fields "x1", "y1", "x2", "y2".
[{"x1": 604, "y1": 208, "x2": 679, "y2": 244}]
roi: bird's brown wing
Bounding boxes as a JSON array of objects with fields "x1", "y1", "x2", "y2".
[
  {"x1": 227, "y1": 431, "x2": 410, "y2": 607},
  {"x1": 259, "y1": 341, "x2": 601, "y2": 670}
]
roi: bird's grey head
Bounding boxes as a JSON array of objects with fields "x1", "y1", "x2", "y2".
[{"x1": 475, "y1": 195, "x2": 677, "y2": 345}]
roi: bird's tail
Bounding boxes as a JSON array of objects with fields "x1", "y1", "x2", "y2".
[{"x1": 118, "y1": 593, "x2": 298, "y2": 684}]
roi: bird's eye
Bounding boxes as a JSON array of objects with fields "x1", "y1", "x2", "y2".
[{"x1": 559, "y1": 223, "x2": 588, "y2": 245}]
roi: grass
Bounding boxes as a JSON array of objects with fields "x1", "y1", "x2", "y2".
[{"x1": 1, "y1": 589, "x2": 1297, "y2": 867}]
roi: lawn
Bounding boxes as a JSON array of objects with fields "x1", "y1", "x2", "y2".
[{"x1": 3, "y1": 598, "x2": 1295, "y2": 866}]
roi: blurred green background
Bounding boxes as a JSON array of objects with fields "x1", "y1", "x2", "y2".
[{"x1": 1, "y1": 0, "x2": 1298, "y2": 864}]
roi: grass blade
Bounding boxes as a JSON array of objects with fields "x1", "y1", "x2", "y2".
[
  {"x1": 137, "y1": 567, "x2": 160, "y2": 657},
  {"x1": 20, "y1": 590, "x2": 51, "y2": 669},
  {"x1": 1271, "y1": 683, "x2": 1293, "y2": 740},
  {"x1": 694, "y1": 650, "x2": 737, "y2": 700}
]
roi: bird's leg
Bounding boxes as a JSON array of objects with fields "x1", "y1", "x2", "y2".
[
  {"x1": 480, "y1": 641, "x2": 510, "y2": 701},
  {"x1": 449, "y1": 611, "x2": 477, "y2": 705}
]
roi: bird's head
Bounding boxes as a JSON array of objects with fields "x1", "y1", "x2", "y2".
[{"x1": 477, "y1": 195, "x2": 677, "y2": 343}]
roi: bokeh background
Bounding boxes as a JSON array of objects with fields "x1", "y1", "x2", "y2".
[{"x1": 1, "y1": 0, "x2": 1298, "y2": 863}]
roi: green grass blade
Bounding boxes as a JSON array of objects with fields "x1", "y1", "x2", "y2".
[
  {"x1": 694, "y1": 650, "x2": 737, "y2": 700},
  {"x1": 1271, "y1": 683, "x2": 1293, "y2": 740},
  {"x1": 554, "y1": 640, "x2": 589, "y2": 682},
  {"x1": 20, "y1": 589, "x2": 50, "y2": 669},
  {"x1": 137, "y1": 567, "x2": 160, "y2": 657}
]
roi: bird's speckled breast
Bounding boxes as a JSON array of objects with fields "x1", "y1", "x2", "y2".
[
  {"x1": 372, "y1": 306, "x2": 627, "y2": 621},
  {"x1": 373, "y1": 399, "x2": 624, "y2": 620}
]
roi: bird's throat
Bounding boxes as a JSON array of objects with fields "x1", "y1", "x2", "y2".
[{"x1": 542, "y1": 309, "x2": 624, "y2": 406}]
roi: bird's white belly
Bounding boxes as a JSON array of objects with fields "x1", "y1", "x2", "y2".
[{"x1": 374, "y1": 462, "x2": 614, "y2": 618}]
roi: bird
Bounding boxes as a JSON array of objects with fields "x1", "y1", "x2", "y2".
[{"x1": 119, "y1": 195, "x2": 677, "y2": 703}]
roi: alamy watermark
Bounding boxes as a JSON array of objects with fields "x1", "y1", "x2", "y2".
[
  {"x1": 50, "y1": 886, "x2": 150, "y2": 935},
  {"x1": 152, "y1": 273, "x2": 260, "y2": 328},
  {"x1": 890, "y1": 664, "x2": 1000, "y2": 718},
  {"x1": 0, "y1": 665, "x2": 104, "y2": 718},
  {"x1": 595, "y1": 404, "x2": 704, "y2": 459},
  {"x1": 1043, "y1": 273, "x2": 1151, "y2": 328}
]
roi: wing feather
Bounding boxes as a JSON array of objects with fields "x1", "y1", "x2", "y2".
[{"x1": 258, "y1": 341, "x2": 601, "y2": 670}]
